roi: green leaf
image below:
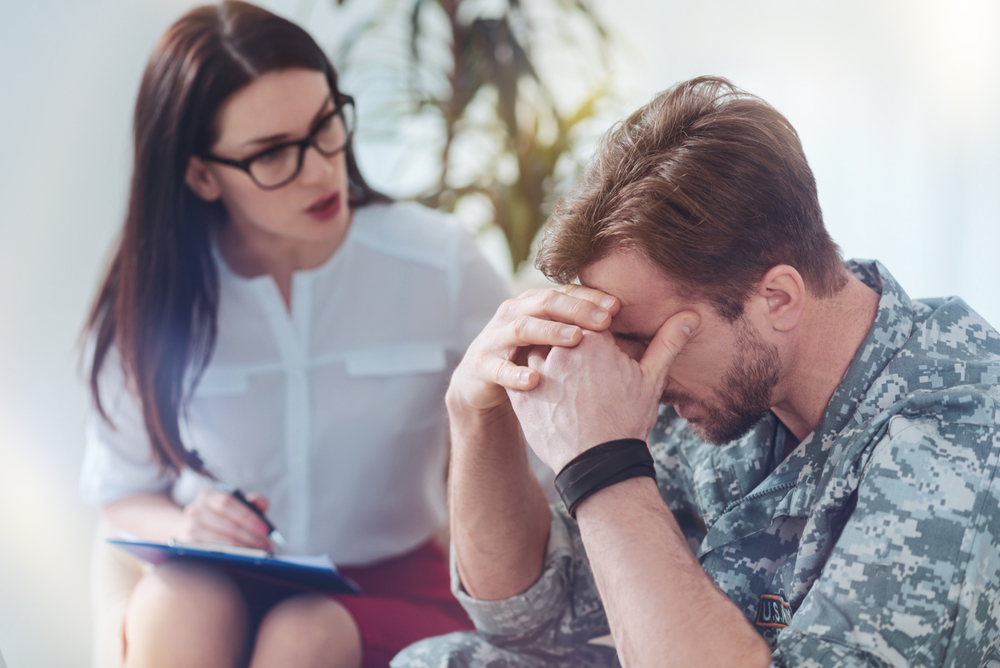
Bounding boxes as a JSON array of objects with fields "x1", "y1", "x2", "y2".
[{"x1": 333, "y1": 0, "x2": 614, "y2": 271}]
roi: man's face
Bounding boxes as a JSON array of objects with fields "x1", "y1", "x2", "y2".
[{"x1": 577, "y1": 250, "x2": 780, "y2": 445}]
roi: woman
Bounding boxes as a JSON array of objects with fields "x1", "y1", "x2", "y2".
[{"x1": 79, "y1": 2, "x2": 508, "y2": 666}]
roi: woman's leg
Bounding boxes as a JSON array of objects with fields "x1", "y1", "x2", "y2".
[
  {"x1": 123, "y1": 561, "x2": 251, "y2": 668},
  {"x1": 249, "y1": 594, "x2": 362, "y2": 668},
  {"x1": 247, "y1": 539, "x2": 468, "y2": 668}
]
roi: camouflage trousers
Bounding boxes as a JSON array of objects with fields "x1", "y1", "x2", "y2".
[{"x1": 391, "y1": 632, "x2": 620, "y2": 668}]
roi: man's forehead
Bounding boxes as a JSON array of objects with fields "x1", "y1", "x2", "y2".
[
  {"x1": 577, "y1": 251, "x2": 693, "y2": 340},
  {"x1": 577, "y1": 251, "x2": 666, "y2": 295}
]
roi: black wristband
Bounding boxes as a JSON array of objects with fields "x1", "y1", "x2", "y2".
[{"x1": 554, "y1": 439, "x2": 656, "y2": 519}]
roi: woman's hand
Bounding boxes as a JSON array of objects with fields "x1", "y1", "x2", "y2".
[
  {"x1": 446, "y1": 284, "x2": 620, "y2": 419},
  {"x1": 178, "y1": 489, "x2": 273, "y2": 549}
]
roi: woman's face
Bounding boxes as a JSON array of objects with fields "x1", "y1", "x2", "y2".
[{"x1": 185, "y1": 67, "x2": 352, "y2": 269}]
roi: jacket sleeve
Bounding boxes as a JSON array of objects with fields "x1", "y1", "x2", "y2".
[
  {"x1": 451, "y1": 504, "x2": 611, "y2": 657},
  {"x1": 448, "y1": 413, "x2": 704, "y2": 657}
]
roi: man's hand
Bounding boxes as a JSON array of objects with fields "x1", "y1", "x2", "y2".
[
  {"x1": 446, "y1": 284, "x2": 620, "y2": 600},
  {"x1": 507, "y1": 310, "x2": 699, "y2": 473},
  {"x1": 446, "y1": 285, "x2": 621, "y2": 418}
]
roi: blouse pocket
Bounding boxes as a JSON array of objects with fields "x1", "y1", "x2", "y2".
[{"x1": 344, "y1": 342, "x2": 447, "y2": 377}]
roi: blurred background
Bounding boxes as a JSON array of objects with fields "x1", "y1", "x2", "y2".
[{"x1": 1, "y1": 0, "x2": 997, "y2": 665}]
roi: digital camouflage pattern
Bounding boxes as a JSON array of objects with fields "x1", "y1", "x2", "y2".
[{"x1": 393, "y1": 260, "x2": 1000, "y2": 668}]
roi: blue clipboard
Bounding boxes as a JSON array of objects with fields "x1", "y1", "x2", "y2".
[{"x1": 108, "y1": 538, "x2": 361, "y2": 595}]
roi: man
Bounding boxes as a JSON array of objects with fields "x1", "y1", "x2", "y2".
[{"x1": 393, "y1": 77, "x2": 1000, "y2": 667}]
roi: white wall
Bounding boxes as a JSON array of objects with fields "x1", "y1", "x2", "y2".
[
  {"x1": 598, "y1": 0, "x2": 1000, "y2": 326},
  {"x1": 0, "y1": 1, "x2": 996, "y2": 665}
]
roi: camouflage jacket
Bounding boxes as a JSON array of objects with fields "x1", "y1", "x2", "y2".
[{"x1": 449, "y1": 260, "x2": 1000, "y2": 667}]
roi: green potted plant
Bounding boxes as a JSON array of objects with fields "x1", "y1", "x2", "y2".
[{"x1": 325, "y1": 0, "x2": 612, "y2": 274}]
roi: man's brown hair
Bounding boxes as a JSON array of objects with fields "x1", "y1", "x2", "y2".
[{"x1": 536, "y1": 76, "x2": 846, "y2": 321}]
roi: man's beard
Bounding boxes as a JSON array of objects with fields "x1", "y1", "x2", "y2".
[{"x1": 661, "y1": 318, "x2": 780, "y2": 445}]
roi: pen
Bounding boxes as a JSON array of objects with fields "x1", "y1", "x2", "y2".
[
  {"x1": 227, "y1": 486, "x2": 288, "y2": 549},
  {"x1": 189, "y1": 450, "x2": 288, "y2": 549}
]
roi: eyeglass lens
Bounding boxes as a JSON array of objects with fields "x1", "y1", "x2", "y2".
[{"x1": 249, "y1": 103, "x2": 355, "y2": 188}]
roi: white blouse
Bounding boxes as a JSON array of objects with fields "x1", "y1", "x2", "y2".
[{"x1": 80, "y1": 201, "x2": 509, "y2": 565}]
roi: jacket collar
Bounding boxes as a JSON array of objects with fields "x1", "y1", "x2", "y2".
[{"x1": 697, "y1": 260, "x2": 916, "y2": 554}]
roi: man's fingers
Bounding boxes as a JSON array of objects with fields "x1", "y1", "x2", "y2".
[
  {"x1": 506, "y1": 289, "x2": 616, "y2": 335},
  {"x1": 525, "y1": 346, "x2": 548, "y2": 369},
  {"x1": 640, "y1": 311, "x2": 700, "y2": 388},
  {"x1": 485, "y1": 357, "x2": 539, "y2": 390},
  {"x1": 556, "y1": 284, "x2": 621, "y2": 316},
  {"x1": 504, "y1": 314, "x2": 583, "y2": 353},
  {"x1": 453, "y1": 286, "x2": 618, "y2": 414}
]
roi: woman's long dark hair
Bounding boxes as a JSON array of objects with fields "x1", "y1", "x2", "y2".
[{"x1": 86, "y1": 1, "x2": 389, "y2": 473}]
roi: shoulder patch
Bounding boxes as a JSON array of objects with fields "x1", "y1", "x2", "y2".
[{"x1": 756, "y1": 593, "x2": 792, "y2": 629}]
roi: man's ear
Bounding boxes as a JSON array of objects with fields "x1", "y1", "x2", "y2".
[
  {"x1": 184, "y1": 156, "x2": 222, "y2": 202},
  {"x1": 755, "y1": 265, "x2": 805, "y2": 333}
]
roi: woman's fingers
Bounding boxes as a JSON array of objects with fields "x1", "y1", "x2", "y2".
[
  {"x1": 205, "y1": 492, "x2": 271, "y2": 546},
  {"x1": 182, "y1": 489, "x2": 271, "y2": 549},
  {"x1": 244, "y1": 491, "x2": 269, "y2": 513}
]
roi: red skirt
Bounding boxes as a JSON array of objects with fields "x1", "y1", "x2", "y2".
[
  {"x1": 124, "y1": 539, "x2": 471, "y2": 667},
  {"x1": 332, "y1": 540, "x2": 473, "y2": 667}
]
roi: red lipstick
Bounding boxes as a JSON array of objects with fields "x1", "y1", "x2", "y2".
[{"x1": 306, "y1": 191, "x2": 341, "y2": 221}]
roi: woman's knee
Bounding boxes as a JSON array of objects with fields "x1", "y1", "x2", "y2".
[
  {"x1": 252, "y1": 595, "x2": 361, "y2": 668},
  {"x1": 129, "y1": 561, "x2": 247, "y2": 624},
  {"x1": 124, "y1": 562, "x2": 250, "y2": 666}
]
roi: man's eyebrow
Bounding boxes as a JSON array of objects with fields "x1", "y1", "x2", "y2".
[{"x1": 240, "y1": 96, "x2": 335, "y2": 150}]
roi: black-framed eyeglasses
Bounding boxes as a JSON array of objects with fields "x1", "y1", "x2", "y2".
[{"x1": 201, "y1": 96, "x2": 355, "y2": 190}]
